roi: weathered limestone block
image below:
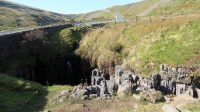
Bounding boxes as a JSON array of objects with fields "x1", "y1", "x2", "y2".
[
  {"x1": 185, "y1": 86, "x2": 194, "y2": 97},
  {"x1": 176, "y1": 84, "x2": 186, "y2": 96},
  {"x1": 176, "y1": 76, "x2": 192, "y2": 85},
  {"x1": 95, "y1": 77, "x2": 103, "y2": 85},
  {"x1": 91, "y1": 69, "x2": 101, "y2": 85},
  {"x1": 196, "y1": 88, "x2": 200, "y2": 99},
  {"x1": 100, "y1": 80, "x2": 110, "y2": 98},
  {"x1": 120, "y1": 74, "x2": 133, "y2": 86},
  {"x1": 160, "y1": 64, "x2": 165, "y2": 71},
  {"x1": 70, "y1": 64, "x2": 199, "y2": 100},
  {"x1": 152, "y1": 73, "x2": 161, "y2": 90},
  {"x1": 72, "y1": 89, "x2": 89, "y2": 99},
  {"x1": 107, "y1": 76, "x2": 118, "y2": 96},
  {"x1": 71, "y1": 85, "x2": 81, "y2": 94},
  {"x1": 115, "y1": 65, "x2": 124, "y2": 78},
  {"x1": 132, "y1": 74, "x2": 139, "y2": 84},
  {"x1": 172, "y1": 67, "x2": 177, "y2": 73},
  {"x1": 138, "y1": 77, "x2": 153, "y2": 90},
  {"x1": 91, "y1": 68, "x2": 105, "y2": 86},
  {"x1": 87, "y1": 86, "x2": 100, "y2": 97}
]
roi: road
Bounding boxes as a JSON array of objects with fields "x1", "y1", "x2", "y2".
[
  {"x1": 0, "y1": 12, "x2": 126, "y2": 36},
  {"x1": 0, "y1": 20, "x2": 118, "y2": 36},
  {"x1": 0, "y1": 24, "x2": 73, "y2": 37}
]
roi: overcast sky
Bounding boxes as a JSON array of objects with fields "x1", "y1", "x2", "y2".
[{"x1": 7, "y1": 0, "x2": 142, "y2": 14}]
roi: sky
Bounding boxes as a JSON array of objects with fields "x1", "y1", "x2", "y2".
[{"x1": 7, "y1": 0, "x2": 142, "y2": 14}]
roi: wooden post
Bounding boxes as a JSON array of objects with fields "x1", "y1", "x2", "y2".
[
  {"x1": 149, "y1": 14, "x2": 152, "y2": 23},
  {"x1": 136, "y1": 16, "x2": 138, "y2": 23}
]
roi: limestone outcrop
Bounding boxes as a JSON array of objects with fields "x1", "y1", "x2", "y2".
[{"x1": 69, "y1": 64, "x2": 200, "y2": 100}]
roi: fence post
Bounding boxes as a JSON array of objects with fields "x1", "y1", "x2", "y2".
[
  {"x1": 136, "y1": 16, "x2": 138, "y2": 23},
  {"x1": 149, "y1": 14, "x2": 152, "y2": 23}
]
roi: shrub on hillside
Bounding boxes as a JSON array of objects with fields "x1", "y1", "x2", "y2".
[
  {"x1": 23, "y1": 30, "x2": 46, "y2": 41},
  {"x1": 140, "y1": 89, "x2": 164, "y2": 103},
  {"x1": 110, "y1": 42, "x2": 124, "y2": 53}
]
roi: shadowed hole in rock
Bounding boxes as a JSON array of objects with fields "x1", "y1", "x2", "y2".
[{"x1": 0, "y1": 27, "x2": 94, "y2": 86}]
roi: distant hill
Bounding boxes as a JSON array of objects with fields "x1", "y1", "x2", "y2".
[
  {"x1": 76, "y1": 0, "x2": 200, "y2": 21},
  {"x1": 0, "y1": 0, "x2": 74, "y2": 30},
  {"x1": 76, "y1": 0, "x2": 160, "y2": 21}
]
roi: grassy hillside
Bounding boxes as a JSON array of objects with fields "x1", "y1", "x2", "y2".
[
  {"x1": 0, "y1": 73, "x2": 72, "y2": 112},
  {"x1": 76, "y1": 0, "x2": 200, "y2": 21},
  {"x1": 184, "y1": 101, "x2": 200, "y2": 112},
  {"x1": 108, "y1": 0, "x2": 159, "y2": 18},
  {"x1": 0, "y1": 0, "x2": 72, "y2": 31},
  {"x1": 0, "y1": 73, "x2": 46, "y2": 112},
  {"x1": 76, "y1": 10, "x2": 114, "y2": 21},
  {"x1": 76, "y1": 15, "x2": 200, "y2": 75},
  {"x1": 151, "y1": 0, "x2": 200, "y2": 16},
  {"x1": 76, "y1": 0, "x2": 159, "y2": 21}
]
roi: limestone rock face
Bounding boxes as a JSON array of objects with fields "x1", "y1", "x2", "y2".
[
  {"x1": 69, "y1": 64, "x2": 200, "y2": 100},
  {"x1": 196, "y1": 88, "x2": 200, "y2": 99},
  {"x1": 107, "y1": 75, "x2": 118, "y2": 96},
  {"x1": 71, "y1": 86, "x2": 89, "y2": 98}
]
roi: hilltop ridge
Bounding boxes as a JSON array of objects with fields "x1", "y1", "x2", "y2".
[
  {"x1": 0, "y1": 0, "x2": 74, "y2": 30},
  {"x1": 76, "y1": 0, "x2": 200, "y2": 21}
]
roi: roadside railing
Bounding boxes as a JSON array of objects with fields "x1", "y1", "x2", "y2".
[{"x1": 0, "y1": 22, "x2": 72, "y2": 32}]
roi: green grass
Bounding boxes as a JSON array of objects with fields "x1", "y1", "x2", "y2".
[
  {"x1": 76, "y1": 16, "x2": 200, "y2": 75},
  {"x1": 0, "y1": 73, "x2": 73, "y2": 112},
  {"x1": 80, "y1": 0, "x2": 160, "y2": 20},
  {"x1": 42, "y1": 95, "x2": 165, "y2": 112},
  {"x1": 140, "y1": 20, "x2": 200, "y2": 73},
  {"x1": 75, "y1": 0, "x2": 160, "y2": 21},
  {"x1": 137, "y1": 102, "x2": 164, "y2": 112},
  {"x1": 75, "y1": 10, "x2": 114, "y2": 21},
  {"x1": 110, "y1": 0, "x2": 160, "y2": 18},
  {"x1": 151, "y1": 0, "x2": 200, "y2": 16},
  {"x1": 0, "y1": 73, "x2": 47, "y2": 112},
  {"x1": 76, "y1": 0, "x2": 200, "y2": 21},
  {"x1": 183, "y1": 101, "x2": 200, "y2": 112}
]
